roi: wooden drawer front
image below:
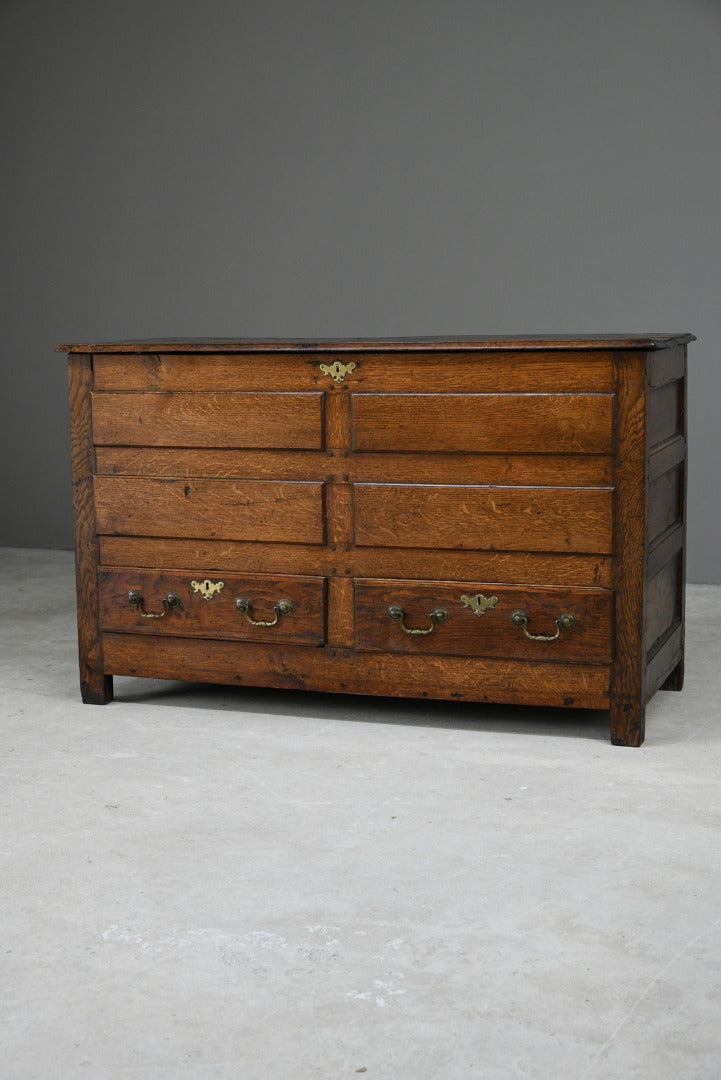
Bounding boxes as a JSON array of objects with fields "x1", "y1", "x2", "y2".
[
  {"x1": 94, "y1": 476, "x2": 325, "y2": 543},
  {"x1": 355, "y1": 578, "x2": 612, "y2": 663},
  {"x1": 354, "y1": 484, "x2": 613, "y2": 554},
  {"x1": 98, "y1": 568, "x2": 325, "y2": 645},
  {"x1": 351, "y1": 393, "x2": 613, "y2": 454},
  {"x1": 92, "y1": 391, "x2": 323, "y2": 449}
]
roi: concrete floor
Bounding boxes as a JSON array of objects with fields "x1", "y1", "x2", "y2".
[{"x1": 1, "y1": 546, "x2": 720, "y2": 1080}]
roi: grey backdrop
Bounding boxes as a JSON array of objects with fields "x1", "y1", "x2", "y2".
[{"x1": 2, "y1": 0, "x2": 719, "y2": 582}]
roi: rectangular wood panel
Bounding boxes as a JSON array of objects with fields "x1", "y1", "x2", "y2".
[
  {"x1": 647, "y1": 382, "x2": 682, "y2": 448},
  {"x1": 92, "y1": 391, "x2": 323, "y2": 449},
  {"x1": 644, "y1": 554, "x2": 681, "y2": 654},
  {"x1": 343, "y1": 353, "x2": 615, "y2": 393},
  {"x1": 354, "y1": 483, "x2": 613, "y2": 554},
  {"x1": 94, "y1": 476, "x2": 325, "y2": 543},
  {"x1": 352, "y1": 393, "x2": 613, "y2": 454},
  {"x1": 647, "y1": 467, "x2": 682, "y2": 543},
  {"x1": 355, "y1": 578, "x2": 612, "y2": 662},
  {"x1": 647, "y1": 346, "x2": 685, "y2": 389}
]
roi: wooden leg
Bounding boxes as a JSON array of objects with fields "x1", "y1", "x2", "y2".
[
  {"x1": 70, "y1": 355, "x2": 112, "y2": 707},
  {"x1": 81, "y1": 669, "x2": 114, "y2": 705},
  {"x1": 610, "y1": 697, "x2": 645, "y2": 747},
  {"x1": 661, "y1": 657, "x2": 684, "y2": 692}
]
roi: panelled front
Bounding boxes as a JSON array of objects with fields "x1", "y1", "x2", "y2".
[
  {"x1": 349, "y1": 376, "x2": 614, "y2": 562},
  {"x1": 91, "y1": 368, "x2": 330, "y2": 647},
  {"x1": 92, "y1": 376, "x2": 327, "y2": 553},
  {"x1": 90, "y1": 348, "x2": 616, "y2": 675},
  {"x1": 347, "y1": 366, "x2": 614, "y2": 672}
]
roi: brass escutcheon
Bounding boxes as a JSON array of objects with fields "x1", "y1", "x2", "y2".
[
  {"x1": 461, "y1": 593, "x2": 498, "y2": 617},
  {"x1": 319, "y1": 360, "x2": 356, "y2": 384},
  {"x1": 191, "y1": 578, "x2": 225, "y2": 601}
]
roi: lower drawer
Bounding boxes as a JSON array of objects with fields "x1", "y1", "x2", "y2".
[
  {"x1": 98, "y1": 568, "x2": 326, "y2": 645},
  {"x1": 355, "y1": 578, "x2": 612, "y2": 662}
]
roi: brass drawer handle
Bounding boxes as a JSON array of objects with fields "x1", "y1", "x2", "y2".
[
  {"x1": 235, "y1": 597, "x2": 293, "y2": 627},
  {"x1": 387, "y1": 604, "x2": 449, "y2": 635},
  {"x1": 127, "y1": 590, "x2": 180, "y2": 619},
  {"x1": 511, "y1": 610, "x2": 576, "y2": 642}
]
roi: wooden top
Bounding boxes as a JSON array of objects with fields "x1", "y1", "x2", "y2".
[{"x1": 57, "y1": 333, "x2": 694, "y2": 354}]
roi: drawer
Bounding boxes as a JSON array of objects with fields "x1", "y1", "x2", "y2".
[
  {"x1": 355, "y1": 578, "x2": 612, "y2": 663},
  {"x1": 98, "y1": 568, "x2": 326, "y2": 645},
  {"x1": 354, "y1": 484, "x2": 613, "y2": 554},
  {"x1": 351, "y1": 393, "x2": 613, "y2": 454},
  {"x1": 92, "y1": 391, "x2": 324, "y2": 449},
  {"x1": 93, "y1": 476, "x2": 325, "y2": 544}
]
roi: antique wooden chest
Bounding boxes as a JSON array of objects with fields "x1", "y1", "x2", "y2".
[{"x1": 61, "y1": 334, "x2": 693, "y2": 745}]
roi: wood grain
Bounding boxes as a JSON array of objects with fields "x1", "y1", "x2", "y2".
[
  {"x1": 646, "y1": 625, "x2": 684, "y2": 700},
  {"x1": 93, "y1": 476, "x2": 325, "y2": 543},
  {"x1": 90, "y1": 351, "x2": 615, "y2": 394},
  {"x1": 98, "y1": 536, "x2": 613, "y2": 588},
  {"x1": 68, "y1": 355, "x2": 112, "y2": 703},
  {"x1": 646, "y1": 522, "x2": 683, "y2": 581},
  {"x1": 91, "y1": 391, "x2": 324, "y2": 449},
  {"x1": 93, "y1": 353, "x2": 322, "y2": 391},
  {"x1": 98, "y1": 568, "x2": 325, "y2": 645},
  {"x1": 101, "y1": 632, "x2": 611, "y2": 710},
  {"x1": 653, "y1": 353, "x2": 687, "y2": 696},
  {"x1": 325, "y1": 387, "x2": 353, "y2": 449},
  {"x1": 610, "y1": 351, "x2": 647, "y2": 745},
  {"x1": 644, "y1": 555, "x2": 681, "y2": 654},
  {"x1": 647, "y1": 345, "x2": 686, "y2": 389},
  {"x1": 355, "y1": 578, "x2": 612, "y2": 662},
  {"x1": 354, "y1": 483, "x2": 613, "y2": 554},
  {"x1": 647, "y1": 382, "x2": 682, "y2": 448},
  {"x1": 325, "y1": 576, "x2": 356, "y2": 649},
  {"x1": 647, "y1": 467, "x2": 682, "y2": 544},
  {"x1": 352, "y1": 393, "x2": 614, "y2": 454},
  {"x1": 94, "y1": 446, "x2": 613, "y2": 487},
  {"x1": 325, "y1": 481, "x2": 354, "y2": 545},
  {"x1": 648, "y1": 435, "x2": 685, "y2": 483}
]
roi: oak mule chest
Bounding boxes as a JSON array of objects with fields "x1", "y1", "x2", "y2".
[{"x1": 61, "y1": 334, "x2": 693, "y2": 746}]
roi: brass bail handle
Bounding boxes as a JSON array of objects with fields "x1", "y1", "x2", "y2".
[
  {"x1": 387, "y1": 604, "x2": 449, "y2": 635},
  {"x1": 235, "y1": 597, "x2": 293, "y2": 627},
  {"x1": 127, "y1": 590, "x2": 180, "y2": 619},
  {"x1": 511, "y1": 610, "x2": 576, "y2": 642}
]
